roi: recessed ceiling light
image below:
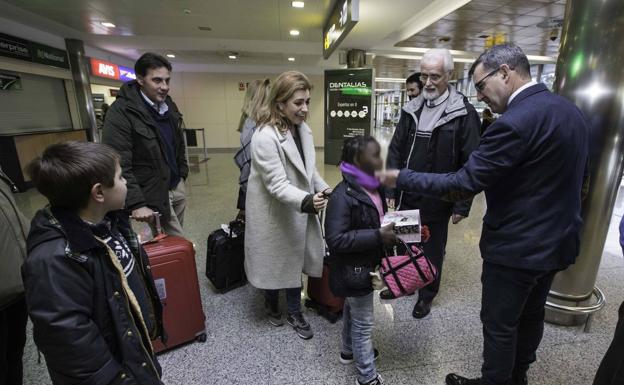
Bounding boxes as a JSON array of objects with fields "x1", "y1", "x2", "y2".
[
  {"x1": 198, "y1": 26, "x2": 212, "y2": 31},
  {"x1": 183, "y1": 9, "x2": 191, "y2": 15},
  {"x1": 292, "y1": 1, "x2": 305, "y2": 8},
  {"x1": 101, "y1": 22, "x2": 116, "y2": 28},
  {"x1": 166, "y1": 53, "x2": 175, "y2": 58},
  {"x1": 289, "y1": 29, "x2": 300, "y2": 36},
  {"x1": 228, "y1": 54, "x2": 237, "y2": 59},
  {"x1": 288, "y1": 57, "x2": 296, "y2": 61}
]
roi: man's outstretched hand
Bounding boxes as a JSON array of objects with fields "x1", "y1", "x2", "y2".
[{"x1": 376, "y1": 169, "x2": 400, "y2": 188}]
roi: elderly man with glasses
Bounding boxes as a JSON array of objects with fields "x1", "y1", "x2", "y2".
[
  {"x1": 384, "y1": 48, "x2": 481, "y2": 319},
  {"x1": 379, "y1": 44, "x2": 590, "y2": 385}
]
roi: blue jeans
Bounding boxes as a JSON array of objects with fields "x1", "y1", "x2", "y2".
[
  {"x1": 342, "y1": 292, "x2": 376, "y2": 384},
  {"x1": 265, "y1": 287, "x2": 301, "y2": 315}
]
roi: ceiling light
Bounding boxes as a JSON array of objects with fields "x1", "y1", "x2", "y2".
[
  {"x1": 166, "y1": 53, "x2": 175, "y2": 58},
  {"x1": 228, "y1": 54, "x2": 237, "y2": 60},
  {"x1": 292, "y1": 1, "x2": 305, "y2": 8},
  {"x1": 101, "y1": 22, "x2": 116, "y2": 28},
  {"x1": 288, "y1": 57, "x2": 296, "y2": 62},
  {"x1": 198, "y1": 26, "x2": 212, "y2": 31},
  {"x1": 289, "y1": 29, "x2": 300, "y2": 36}
]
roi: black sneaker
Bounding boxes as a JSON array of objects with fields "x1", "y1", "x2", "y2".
[
  {"x1": 379, "y1": 289, "x2": 416, "y2": 300},
  {"x1": 265, "y1": 301, "x2": 283, "y2": 327},
  {"x1": 286, "y1": 312, "x2": 313, "y2": 339},
  {"x1": 445, "y1": 373, "x2": 480, "y2": 385},
  {"x1": 340, "y1": 348, "x2": 380, "y2": 364},
  {"x1": 356, "y1": 374, "x2": 384, "y2": 385}
]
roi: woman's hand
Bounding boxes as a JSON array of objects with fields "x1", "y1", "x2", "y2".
[{"x1": 313, "y1": 192, "x2": 328, "y2": 211}]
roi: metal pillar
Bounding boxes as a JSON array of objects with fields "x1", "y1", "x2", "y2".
[
  {"x1": 65, "y1": 39, "x2": 99, "y2": 142},
  {"x1": 346, "y1": 49, "x2": 366, "y2": 68},
  {"x1": 535, "y1": 64, "x2": 543, "y2": 83},
  {"x1": 545, "y1": 0, "x2": 624, "y2": 327}
]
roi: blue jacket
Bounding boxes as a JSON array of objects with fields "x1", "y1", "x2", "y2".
[
  {"x1": 325, "y1": 173, "x2": 387, "y2": 297},
  {"x1": 397, "y1": 83, "x2": 590, "y2": 270}
]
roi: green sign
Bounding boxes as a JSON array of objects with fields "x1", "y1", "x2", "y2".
[
  {"x1": 31, "y1": 42, "x2": 69, "y2": 69},
  {"x1": 322, "y1": 0, "x2": 359, "y2": 60},
  {"x1": 324, "y1": 68, "x2": 373, "y2": 165},
  {"x1": 0, "y1": 32, "x2": 69, "y2": 69}
]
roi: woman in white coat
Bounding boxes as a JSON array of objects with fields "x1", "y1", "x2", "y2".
[{"x1": 245, "y1": 71, "x2": 331, "y2": 340}]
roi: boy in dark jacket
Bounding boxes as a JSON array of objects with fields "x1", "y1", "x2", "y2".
[
  {"x1": 22, "y1": 141, "x2": 165, "y2": 385},
  {"x1": 325, "y1": 136, "x2": 397, "y2": 385}
]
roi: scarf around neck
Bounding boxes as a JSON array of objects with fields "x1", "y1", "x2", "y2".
[{"x1": 339, "y1": 162, "x2": 380, "y2": 190}]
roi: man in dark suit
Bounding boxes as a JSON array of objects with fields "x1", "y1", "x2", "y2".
[{"x1": 379, "y1": 44, "x2": 590, "y2": 385}]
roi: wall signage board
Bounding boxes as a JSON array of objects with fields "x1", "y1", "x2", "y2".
[
  {"x1": 0, "y1": 33, "x2": 69, "y2": 69},
  {"x1": 324, "y1": 68, "x2": 373, "y2": 165},
  {"x1": 119, "y1": 65, "x2": 136, "y2": 82},
  {"x1": 90, "y1": 58, "x2": 120, "y2": 80},
  {"x1": 322, "y1": 0, "x2": 359, "y2": 59},
  {"x1": 30, "y1": 42, "x2": 70, "y2": 69}
]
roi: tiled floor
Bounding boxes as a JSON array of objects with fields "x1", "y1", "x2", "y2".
[{"x1": 16, "y1": 149, "x2": 624, "y2": 385}]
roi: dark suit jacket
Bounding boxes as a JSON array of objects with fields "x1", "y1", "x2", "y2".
[{"x1": 396, "y1": 83, "x2": 590, "y2": 270}]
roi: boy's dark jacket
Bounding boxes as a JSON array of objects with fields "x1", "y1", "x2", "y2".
[
  {"x1": 325, "y1": 173, "x2": 387, "y2": 297},
  {"x1": 22, "y1": 207, "x2": 165, "y2": 385}
]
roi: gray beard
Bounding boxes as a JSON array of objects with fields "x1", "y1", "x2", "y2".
[{"x1": 423, "y1": 89, "x2": 440, "y2": 101}]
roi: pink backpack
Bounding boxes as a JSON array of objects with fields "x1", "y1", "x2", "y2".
[{"x1": 380, "y1": 241, "x2": 437, "y2": 298}]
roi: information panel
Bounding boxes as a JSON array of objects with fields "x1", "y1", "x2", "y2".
[
  {"x1": 324, "y1": 68, "x2": 373, "y2": 165},
  {"x1": 0, "y1": 32, "x2": 69, "y2": 69}
]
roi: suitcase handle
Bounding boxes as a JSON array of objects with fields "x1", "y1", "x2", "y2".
[{"x1": 133, "y1": 211, "x2": 167, "y2": 244}]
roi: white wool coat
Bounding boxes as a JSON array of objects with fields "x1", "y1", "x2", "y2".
[{"x1": 244, "y1": 122, "x2": 329, "y2": 289}]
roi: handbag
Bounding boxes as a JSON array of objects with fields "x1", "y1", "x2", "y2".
[
  {"x1": 379, "y1": 240, "x2": 437, "y2": 298},
  {"x1": 342, "y1": 264, "x2": 374, "y2": 290}
]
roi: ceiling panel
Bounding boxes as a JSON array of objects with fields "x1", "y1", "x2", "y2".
[
  {"x1": 396, "y1": 0, "x2": 567, "y2": 57},
  {"x1": 3, "y1": 0, "x2": 324, "y2": 41}
]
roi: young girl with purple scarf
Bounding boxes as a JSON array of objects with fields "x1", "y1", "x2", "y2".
[{"x1": 325, "y1": 136, "x2": 397, "y2": 385}]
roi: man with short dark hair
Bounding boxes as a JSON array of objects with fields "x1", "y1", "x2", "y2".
[
  {"x1": 103, "y1": 52, "x2": 188, "y2": 236},
  {"x1": 384, "y1": 48, "x2": 481, "y2": 319},
  {"x1": 405, "y1": 72, "x2": 423, "y2": 100},
  {"x1": 379, "y1": 43, "x2": 590, "y2": 385}
]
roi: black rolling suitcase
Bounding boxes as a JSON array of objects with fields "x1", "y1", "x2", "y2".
[{"x1": 206, "y1": 220, "x2": 247, "y2": 293}]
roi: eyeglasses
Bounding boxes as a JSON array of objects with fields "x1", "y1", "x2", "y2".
[
  {"x1": 474, "y1": 68, "x2": 500, "y2": 92},
  {"x1": 419, "y1": 73, "x2": 444, "y2": 83}
]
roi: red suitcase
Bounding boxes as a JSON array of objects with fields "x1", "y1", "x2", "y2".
[
  {"x1": 304, "y1": 211, "x2": 344, "y2": 323},
  {"x1": 305, "y1": 262, "x2": 344, "y2": 323},
  {"x1": 142, "y1": 227, "x2": 206, "y2": 353}
]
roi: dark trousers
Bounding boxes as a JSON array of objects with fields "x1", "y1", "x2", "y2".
[
  {"x1": 594, "y1": 300, "x2": 624, "y2": 385},
  {"x1": 417, "y1": 218, "x2": 449, "y2": 304},
  {"x1": 265, "y1": 288, "x2": 302, "y2": 315},
  {"x1": 0, "y1": 297, "x2": 28, "y2": 385},
  {"x1": 480, "y1": 261, "x2": 557, "y2": 385}
]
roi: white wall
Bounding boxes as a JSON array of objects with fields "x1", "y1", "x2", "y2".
[
  {"x1": 90, "y1": 84, "x2": 120, "y2": 106},
  {"x1": 168, "y1": 72, "x2": 325, "y2": 149}
]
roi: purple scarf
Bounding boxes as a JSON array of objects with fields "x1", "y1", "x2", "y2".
[{"x1": 339, "y1": 162, "x2": 380, "y2": 190}]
